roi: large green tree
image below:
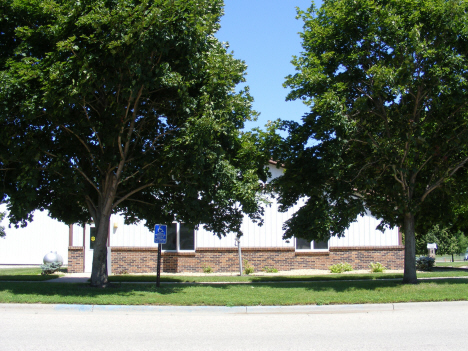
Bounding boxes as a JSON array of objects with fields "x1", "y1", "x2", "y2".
[
  {"x1": 419, "y1": 225, "x2": 468, "y2": 261},
  {"x1": 275, "y1": 0, "x2": 468, "y2": 283},
  {"x1": 0, "y1": 0, "x2": 269, "y2": 287}
]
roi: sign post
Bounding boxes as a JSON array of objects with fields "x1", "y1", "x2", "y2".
[
  {"x1": 427, "y1": 243, "x2": 437, "y2": 258},
  {"x1": 154, "y1": 225, "x2": 167, "y2": 288}
]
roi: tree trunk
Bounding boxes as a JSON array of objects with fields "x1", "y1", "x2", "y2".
[
  {"x1": 403, "y1": 212, "x2": 418, "y2": 284},
  {"x1": 90, "y1": 210, "x2": 111, "y2": 287}
]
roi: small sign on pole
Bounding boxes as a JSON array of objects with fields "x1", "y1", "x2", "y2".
[
  {"x1": 154, "y1": 224, "x2": 167, "y2": 288},
  {"x1": 427, "y1": 243, "x2": 437, "y2": 249},
  {"x1": 154, "y1": 225, "x2": 167, "y2": 244}
]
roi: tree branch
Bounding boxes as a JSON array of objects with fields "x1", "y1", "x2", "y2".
[
  {"x1": 112, "y1": 182, "x2": 155, "y2": 209},
  {"x1": 60, "y1": 124, "x2": 102, "y2": 173},
  {"x1": 421, "y1": 155, "x2": 468, "y2": 202}
]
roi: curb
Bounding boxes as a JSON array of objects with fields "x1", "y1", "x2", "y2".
[
  {"x1": 3, "y1": 301, "x2": 468, "y2": 314},
  {"x1": 0, "y1": 302, "x2": 394, "y2": 314}
]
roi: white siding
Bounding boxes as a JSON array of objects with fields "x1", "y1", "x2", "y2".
[
  {"x1": 109, "y1": 214, "x2": 158, "y2": 248},
  {"x1": 267, "y1": 163, "x2": 284, "y2": 182},
  {"x1": 196, "y1": 196, "x2": 304, "y2": 249},
  {"x1": 330, "y1": 211, "x2": 399, "y2": 247},
  {"x1": 0, "y1": 204, "x2": 69, "y2": 265}
]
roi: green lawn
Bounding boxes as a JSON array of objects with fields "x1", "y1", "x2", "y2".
[
  {"x1": 435, "y1": 254, "x2": 467, "y2": 262},
  {"x1": 0, "y1": 278, "x2": 467, "y2": 306},
  {"x1": 1, "y1": 267, "x2": 467, "y2": 306},
  {"x1": 435, "y1": 262, "x2": 468, "y2": 268}
]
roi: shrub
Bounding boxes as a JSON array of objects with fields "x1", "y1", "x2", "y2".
[
  {"x1": 40, "y1": 262, "x2": 62, "y2": 275},
  {"x1": 369, "y1": 262, "x2": 386, "y2": 273},
  {"x1": 202, "y1": 264, "x2": 213, "y2": 274},
  {"x1": 416, "y1": 256, "x2": 435, "y2": 271},
  {"x1": 262, "y1": 266, "x2": 279, "y2": 273},
  {"x1": 243, "y1": 260, "x2": 254, "y2": 275},
  {"x1": 329, "y1": 262, "x2": 353, "y2": 273}
]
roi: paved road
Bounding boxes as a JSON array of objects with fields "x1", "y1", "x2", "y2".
[{"x1": 1, "y1": 302, "x2": 467, "y2": 350}]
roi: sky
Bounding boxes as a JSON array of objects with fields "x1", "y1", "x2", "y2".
[{"x1": 215, "y1": 0, "x2": 323, "y2": 132}]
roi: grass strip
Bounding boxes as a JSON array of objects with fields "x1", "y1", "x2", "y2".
[
  {"x1": 0, "y1": 278, "x2": 467, "y2": 306},
  {"x1": 0, "y1": 268, "x2": 63, "y2": 281},
  {"x1": 1, "y1": 268, "x2": 466, "y2": 283},
  {"x1": 435, "y1": 262, "x2": 468, "y2": 268}
]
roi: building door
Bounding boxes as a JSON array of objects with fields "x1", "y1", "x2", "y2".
[
  {"x1": 84, "y1": 224, "x2": 96, "y2": 273},
  {"x1": 84, "y1": 223, "x2": 111, "y2": 274}
]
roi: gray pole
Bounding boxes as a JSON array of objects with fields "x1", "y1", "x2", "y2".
[
  {"x1": 156, "y1": 243, "x2": 161, "y2": 287},
  {"x1": 236, "y1": 237, "x2": 242, "y2": 276}
]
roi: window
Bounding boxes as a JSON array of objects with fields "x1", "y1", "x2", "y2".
[
  {"x1": 295, "y1": 237, "x2": 328, "y2": 250},
  {"x1": 162, "y1": 223, "x2": 195, "y2": 251}
]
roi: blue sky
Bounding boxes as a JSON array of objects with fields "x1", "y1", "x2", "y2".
[{"x1": 216, "y1": 0, "x2": 323, "y2": 132}]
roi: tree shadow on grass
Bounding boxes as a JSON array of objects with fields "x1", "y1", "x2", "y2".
[
  {"x1": 0, "y1": 267, "x2": 67, "y2": 281},
  {"x1": 0, "y1": 281, "x2": 187, "y2": 301}
]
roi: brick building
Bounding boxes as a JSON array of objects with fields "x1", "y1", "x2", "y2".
[{"x1": 1, "y1": 163, "x2": 404, "y2": 273}]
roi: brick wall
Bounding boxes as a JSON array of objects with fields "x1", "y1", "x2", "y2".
[
  {"x1": 67, "y1": 246, "x2": 84, "y2": 273},
  {"x1": 68, "y1": 245, "x2": 404, "y2": 274},
  {"x1": 109, "y1": 246, "x2": 404, "y2": 274}
]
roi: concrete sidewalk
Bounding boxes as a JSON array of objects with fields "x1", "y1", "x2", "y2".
[{"x1": 46, "y1": 273, "x2": 90, "y2": 283}]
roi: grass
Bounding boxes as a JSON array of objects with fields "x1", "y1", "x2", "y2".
[
  {"x1": 435, "y1": 254, "x2": 466, "y2": 262},
  {"x1": 0, "y1": 267, "x2": 65, "y2": 281},
  {"x1": 435, "y1": 262, "x2": 468, "y2": 268},
  {"x1": 0, "y1": 267, "x2": 467, "y2": 306},
  {"x1": 0, "y1": 278, "x2": 467, "y2": 306}
]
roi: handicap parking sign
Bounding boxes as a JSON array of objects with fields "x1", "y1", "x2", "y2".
[{"x1": 154, "y1": 225, "x2": 167, "y2": 244}]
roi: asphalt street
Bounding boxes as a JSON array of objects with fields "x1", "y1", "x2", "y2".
[{"x1": 1, "y1": 301, "x2": 468, "y2": 350}]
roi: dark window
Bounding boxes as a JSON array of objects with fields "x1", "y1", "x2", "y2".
[
  {"x1": 295, "y1": 237, "x2": 329, "y2": 250},
  {"x1": 162, "y1": 223, "x2": 177, "y2": 251},
  {"x1": 162, "y1": 223, "x2": 195, "y2": 251},
  {"x1": 179, "y1": 224, "x2": 195, "y2": 250},
  {"x1": 313, "y1": 240, "x2": 328, "y2": 249},
  {"x1": 296, "y1": 237, "x2": 311, "y2": 250}
]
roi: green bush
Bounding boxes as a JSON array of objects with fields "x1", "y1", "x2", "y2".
[
  {"x1": 416, "y1": 256, "x2": 435, "y2": 271},
  {"x1": 40, "y1": 262, "x2": 62, "y2": 275},
  {"x1": 262, "y1": 266, "x2": 279, "y2": 273},
  {"x1": 202, "y1": 264, "x2": 213, "y2": 274},
  {"x1": 329, "y1": 262, "x2": 353, "y2": 273},
  {"x1": 243, "y1": 260, "x2": 254, "y2": 275},
  {"x1": 369, "y1": 262, "x2": 386, "y2": 273}
]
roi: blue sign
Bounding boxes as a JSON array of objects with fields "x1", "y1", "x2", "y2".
[{"x1": 154, "y1": 225, "x2": 167, "y2": 244}]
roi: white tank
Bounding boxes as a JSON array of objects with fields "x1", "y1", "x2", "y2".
[{"x1": 43, "y1": 251, "x2": 64, "y2": 265}]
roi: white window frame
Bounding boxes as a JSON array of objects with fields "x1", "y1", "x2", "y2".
[
  {"x1": 295, "y1": 237, "x2": 329, "y2": 251},
  {"x1": 161, "y1": 223, "x2": 196, "y2": 252}
]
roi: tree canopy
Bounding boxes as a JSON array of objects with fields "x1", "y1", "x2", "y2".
[
  {"x1": 0, "y1": 0, "x2": 269, "y2": 286},
  {"x1": 274, "y1": 0, "x2": 468, "y2": 283},
  {"x1": 416, "y1": 224, "x2": 468, "y2": 260}
]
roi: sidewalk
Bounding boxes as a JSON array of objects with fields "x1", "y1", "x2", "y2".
[
  {"x1": 46, "y1": 273, "x2": 91, "y2": 283},
  {"x1": 43, "y1": 268, "x2": 468, "y2": 285}
]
